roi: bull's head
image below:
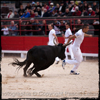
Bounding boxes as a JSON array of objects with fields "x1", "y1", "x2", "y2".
[{"x1": 53, "y1": 38, "x2": 73, "y2": 60}]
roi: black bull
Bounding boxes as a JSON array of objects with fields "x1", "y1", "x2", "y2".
[{"x1": 10, "y1": 41, "x2": 72, "y2": 77}]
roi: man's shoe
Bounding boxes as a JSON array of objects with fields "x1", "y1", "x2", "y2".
[
  {"x1": 70, "y1": 70, "x2": 80, "y2": 75},
  {"x1": 62, "y1": 60, "x2": 66, "y2": 69}
]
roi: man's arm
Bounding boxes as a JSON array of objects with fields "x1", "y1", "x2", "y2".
[
  {"x1": 62, "y1": 33, "x2": 72, "y2": 39},
  {"x1": 66, "y1": 35, "x2": 76, "y2": 44},
  {"x1": 84, "y1": 33, "x2": 92, "y2": 37},
  {"x1": 53, "y1": 34, "x2": 59, "y2": 44}
]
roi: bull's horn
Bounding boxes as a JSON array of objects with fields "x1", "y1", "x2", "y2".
[
  {"x1": 63, "y1": 40, "x2": 73, "y2": 47},
  {"x1": 53, "y1": 38, "x2": 57, "y2": 45}
]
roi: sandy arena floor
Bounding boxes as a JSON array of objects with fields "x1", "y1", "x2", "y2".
[{"x1": 1, "y1": 57, "x2": 99, "y2": 99}]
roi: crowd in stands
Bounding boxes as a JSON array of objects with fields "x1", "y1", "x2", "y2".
[
  {"x1": 1, "y1": 1, "x2": 99, "y2": 36},
  {"x1": 1, "y1": 1, "x2": 99, "y2": 18}
]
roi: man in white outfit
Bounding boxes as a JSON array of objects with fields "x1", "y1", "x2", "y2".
[
  {"x1": 62, "y1": 23, "x2": 74, "y2": 60},
  {"x1": 62, "y1": 24, "x2": 92, "y2": 75},
  {"x1": 48, "y1": 24, "x2": 60, "y2": 64}
]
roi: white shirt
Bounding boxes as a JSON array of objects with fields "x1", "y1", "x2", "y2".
[
  {"x1": 1, "y1": 27, "x2": 9, "y2": 35},
  {"x1": 65, "y1": 28, "x2": 72, "y2": 43},
  {"x1": 48, "y1": 29, "x2": 56, "y2": 46},
  {"x1": 73, "y1": 29, "x2": 85, "y2": 47}
]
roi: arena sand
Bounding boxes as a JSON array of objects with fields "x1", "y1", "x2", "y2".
[{"x1": 1, "y1": 57, "x2": 99, "y2": 99}]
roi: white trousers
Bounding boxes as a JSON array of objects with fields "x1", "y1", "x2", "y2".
[
  {"x1": 65, "y1": 44, "x2": 74, "y2": 60},
  {"x1": 65, "y1": 45, "x2": 83, "y2": 72}
]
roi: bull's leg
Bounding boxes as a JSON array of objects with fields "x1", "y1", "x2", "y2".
[
  {"x1": 35, "y1": 72, "x2": 42, "y2": 77},
  {"x1": 23, "y1": 62, "x2": 31, "y2": 77},
  {"x1": 27, "y1": 66, "x2": 35, "y2": 75}
]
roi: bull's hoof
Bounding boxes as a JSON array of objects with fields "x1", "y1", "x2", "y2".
[
  {"x1": 38, "y1": 74, "x2": 44, "y2": 78},
  {"x1": 23, "y1": 74, "x2": 28, "y2": 77},
  {"x1": 27, "y1": 69, "x2": 32, "y2": 74}
]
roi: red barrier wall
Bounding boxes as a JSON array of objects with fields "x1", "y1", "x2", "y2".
[{"x1": 1, "y1": 36, "x2": 98, "y2": 53}]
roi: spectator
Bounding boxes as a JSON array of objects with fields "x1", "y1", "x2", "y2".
[
  {"x1": 88, "y1": 8, "x2": 95, "y2": 16},
  {"x1": 1, "y1": 25, "x2": 9, "y2": 36},
  {"x1": 41, "y1": 7, "x2": 45, "y2": 17},
  {"x1": 29, "y1": 18, "x2": 36, "y2": 35},
  {"x1": 25, "y1": 3, "x2": 32, "y2": 10},
  {"x1": 37, "y1": 7, "x2": 41, "y2": 16},
  {"x1": 63, "y1": 8, "x2": 72, "y2": 17},
  {"x1": 88, "y1": 4, "x2": 92, "y2": 9},
  {"x1": 83, "y1": 2, "x2": 88, "y2": 12},
  {"x1": 18, "y1": 19, "x2": 26, "y2": 35},
  {"x1": 73, "y1": 19, "x2": 83, "y2": 33},
  {"x1": 35, "y1": 19, "x2": 43, "y2": 35},
  {"x1": 57, "y1": 11, "x2": 64, "y2": 17},
  {"x1": 78, "y1": 2, "x2": 83, "y2": 12},
  {"x1": 59, "y1": 1, "x2": 66, "y2": 13},
  {"x1": 6, "y1": 10, "x2": 14, "y2": 18},
  {"x1": 55, "y1": 3, "x2": 60, "y2": 13},
  {"x1": 30, "y1": 10, "x2": 35, "y2": 18},
  {"x1": 95, "y1": 7, "x2": 100, "y2": 16},
  {"x1": 92, "y1": 2, "x2": 98, "y2": 11},
  {"x1": 71, "y1": 4, "x2": 77, "y2": 12},
  {"x1": 35, "y1": 2, "x2": 42, "y2": 9},
  {"x1": 81, "y1": 8, "x2": 88, "y2": 16},
  {"x1": 21, "y1": 10, "x2": 30, "y2": 18},
  {"x1": 41, "y1": 20, "x2": 47, "y2": 35},
  {"x1": 18, "y1": 5, "x2": 25, "y2": 16},
  {"x1": 51, "y1": 10, "x2": 58, "y2": 17},
  {"x1": 72, "y1": 6, "x2": 81, "y2": 16},
  {"x1": 59, "y1": 20, "x2": 66, "y2": 34},
  {"x1": 43, "y1": 9, "x2": 50, "y2": 17},
  {"x1": 31, "y1": 2, "x2": 36, "y2": 10},
  {"x1": 93, "y1": 19, "x2": 99, "y2": 36},
  {"x1": 1, "y1": 3, "x2": 9, "y2": 18},
  {"x1": 9, "y1": 21, "x2": 18, "y2": 36},
  {"x1": 34, "y1": 12, "x2": 40, "y2": 17},
  {"x1": 13, "y1": 11, "x2": 19, "y2": 18},
  {"x1": 68, "y1": 4, "x2": 73, "y2": 11},
  {"x1": 48, "y1": 2, "x2": 56, "y2": 13},
  {"x1": 44, "y1": 3, "x2": 49, "y2": 11},
  {"x1": 24, "y1": 21, "x2": 32, "y2": 36}
]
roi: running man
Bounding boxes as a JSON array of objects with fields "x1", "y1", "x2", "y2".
[
  {"x1": 48, "y1": 24, "x2": 60, "y2": 64},
  {"x1": 62, "y1": 23, "x2": 74, "y2": 60},
  {"x1": 62, "y1": 23, "x2": 92, "y2": 75}
]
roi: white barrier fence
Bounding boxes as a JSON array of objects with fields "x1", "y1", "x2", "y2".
[{"x1": 2, "y1": 50, "x2": 98, "y2": 61}]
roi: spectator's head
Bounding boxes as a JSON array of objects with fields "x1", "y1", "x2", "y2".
[
  {"x1": 48, "y1": 24, "x2": 53, "y2": 30},
  {"x1": 9, "y1": 10, "x2": 12, "y2": 14},
  {"x1": 84, "y1": 3, "x2": 88, "y2": 7},
  {"x1": 60, "y1": 20, "x2": 64, "y2": 24},
  {"x1": 35, "y1": 19, "x2": 39, "y2": 23},
  {"x1": 25, "y1": 10, "x2": 28, "y2": 14},
  {"x1": 3, "y1": 3, "x2": 7, "y2": 6},
  {"x1": 56, "y1": 3, "x2": 60, "y2": 8},
  {"x1": 14, "y1": 11, "x2": 18, "y2": 15},
  {"x1": 70, "y1": 1, "x2": 74, "y2": 6},
  {"x1": 68, "y1": 4, "x2": 72, "y2": 8},
  {"x1": 88, "y1": 4, "x2": 92, "y2": 8},
  {"x1": 30, "y1": 18, "x2": 34, "y2": 23},
  {"x1": 59, "y1": 11, "x2": 62, "y2": 15},
  {"x1": 93, "y1": 19, "x2": 99, "y2": 24},
  {"x1": 88, "y1": 8, "x2": 93, "y2": 13},
  {"x1": 11, "y1": 21, "x2": 14, "y2": 26},
  {"x1": 50, "y1": 2, "x2": 54, "y2": 7},
  {"x1": 32, "y1": 2, "x2": 35, "y2": 6},
  {"x1": 35, "y1": 12, "x2": 39, "y2": 16},
  {"x1": 77, "y1": 19, "x2": 81, "y2": 24},
  {"x1": 41, "y1": 7, "x2": 44, "y2": 11},
  {"x1": 42, "y1": 20, "x2": 46, "y2": 24},
  {"x1": 4, "y1": 25, "x2": 7, "y2": 28},
  {"x1": 74, "y1": 4, "x2": 77, "y2": 7},
  {"x1": 82, "y1": 23, "x2": 89, "y2": 33},
  {"x1": 27, "y1": 3, "x2": 30, "y2": 7},
  {"x1": 65, "y1": 8, "x2": 69, "y2": 13},
  {"x1": 37, "y1": 7, "x2": 41, "y2": 11},
  {"x1": 96, "y1": 7, "x2": 99, "y2": 12},
  {"x1": 44, "y1": 8, "x2": 47, "y2": 13},
  {"x1": 79, "y1": 3, "x2": 83, "y2": 7},
  {"x1": 19, "y1": 11, "x2": 23, "y2": 16},
  {"x1": 93, "y1": 2, "x2": 97, "y2": 6},
  {"x1": 20, "y1": 5, "x2": 23, "y2": 9},
  {"x1": 36, "y1": 2, "x2": 40, "y2": 6},
  {"x1": 19, "y1": 19, "x2": 22, "y2": 23}
]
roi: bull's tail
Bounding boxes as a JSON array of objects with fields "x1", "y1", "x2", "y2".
[{"x1": 9, "y1": 58, "x2": 27, "y2": 71}]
